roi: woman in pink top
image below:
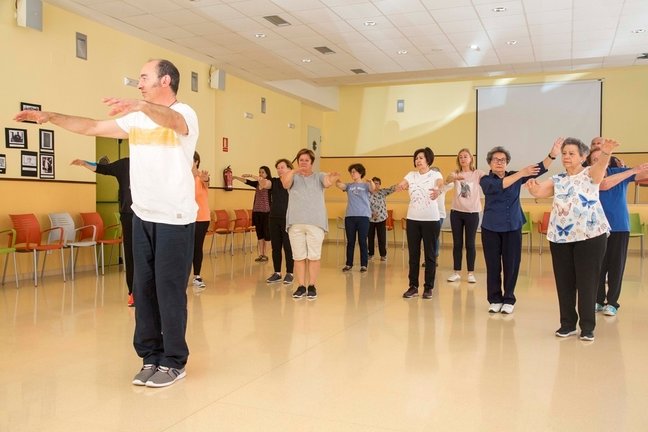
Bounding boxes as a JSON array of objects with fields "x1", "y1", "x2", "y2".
[
  {"x1": 446, "y1": 149, "x2": 485, "y2": 284},
  {"x1": 192, "y1": 151, "x2": 210, "y2": 288}
]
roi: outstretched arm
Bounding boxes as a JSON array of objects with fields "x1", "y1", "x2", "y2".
[
  {"x1": 15, "y1": 110, "x2": 127, "y2": 139},
  {"x1": 70, "y1": 159, "x2": 97, "y2": 172},
  {"x1": 525, "y1": 178, "x2": 554, "y2": 198}
]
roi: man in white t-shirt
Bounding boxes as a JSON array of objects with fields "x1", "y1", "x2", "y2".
[{"x1": 15, "y1": 59, "x2": 198, "y2": 388}]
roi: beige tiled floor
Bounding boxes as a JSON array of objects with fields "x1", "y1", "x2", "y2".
[{"x1": 1, "y1": 243, "x2": 647, "y2": 431}]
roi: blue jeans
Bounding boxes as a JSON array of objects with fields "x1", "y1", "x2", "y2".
[
  {"x1": 345, "y1": 216, "x2": 370, "y2": 267},
  {"x1": 132, "y1": 215, "x2": 194, "y2": 369}
]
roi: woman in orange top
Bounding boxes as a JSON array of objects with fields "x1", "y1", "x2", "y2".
[{"x1": 192, "y1": 151, "x2": 210, "y2": 288}]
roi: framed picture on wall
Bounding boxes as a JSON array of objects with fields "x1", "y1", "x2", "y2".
[
  {"x1": 40, "y1": 153, "x2": 55, "y2": 179},
  {"x1": 39, "y1": 129, "x2": 54, "y2": 153},
  {"x1": 0, "y1": 154, "x2": 6, "y2": 174},
  {"x1": 5, "y1": 128, "x2": 28, "y2": 149},
  {"x1": 21, "y1": 150, "x2": 38, "y2": 177},
  {"x1": 19, "y1": 102, "x2": 41, "y2": 124}
]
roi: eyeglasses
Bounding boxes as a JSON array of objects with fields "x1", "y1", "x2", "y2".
[{"x1": 491, "y1": 157, "x2": 507, "y2": 164}]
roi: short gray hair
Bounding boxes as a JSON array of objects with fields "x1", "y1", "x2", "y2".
[
  {"x1": 563, "y1": 137, "x2": 589, "y2": 157},
  {"x1": 486, "y1": 146, "x2": 511, "y2": 164}
]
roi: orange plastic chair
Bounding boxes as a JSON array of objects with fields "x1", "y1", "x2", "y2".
[
  {"x1": 208, "y1": 210, "x2": 233, "y2": 256},
  {"x1": 10, "y1": 213, "x2": 66, "y2": 286},
  {"x1": 1, "y1": 228, "x2": 19, "y2": 287},
  {"x1": 536, "y1": 212, "x2": 551, "y2": 255},
  {"x1": 232, "y1": 209, "x2": 251, "y2": 254},
  {"x1": 80, "y1": 212, "x2": 122, "y2": 274}
]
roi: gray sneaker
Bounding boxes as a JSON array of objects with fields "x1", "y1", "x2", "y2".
[
  {"x1": 266, "y1": 273, "x2": 282, "y2": 283},
  {"x1": 145, "y1": 366, "x2": 186, "y2": 388},
  {"x1": 283, "y1": 273, "x2": 294, "y2": 284},
  {"x1": 132, "y1": 364, "x2": 157, "y2": 386}
]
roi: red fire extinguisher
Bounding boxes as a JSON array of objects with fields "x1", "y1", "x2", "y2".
[{"x1": 223, "y1": 165, "x2": 233, "y2": 191}]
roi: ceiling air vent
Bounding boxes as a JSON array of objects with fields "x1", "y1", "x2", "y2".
[
  {"x1": 314, "y1": 46, "x2": 336, "y2": 55},
  {"x1": 637, "y1": 53, "x2": 648, "y2": 59},
  {"x1": 351, "y1": 68, "x2": 367, "y2": 74},
  {"x1": 263, "y1": 15, "x2": 291, "y2": 27}
]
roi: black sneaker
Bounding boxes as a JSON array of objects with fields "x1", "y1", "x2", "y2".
[
  {"x1": 579, "y1": 331, "x2": 595, "y2": 341},
  {"x1": 422, "y1": 288, "x2": 433, "y2": 299},
  {"x1": 292, "y1": 285, "x2": 307, "y2": 299},
  {"x1": 307, "y1": 285, "x2": 317, "y2": 300},
  {"x1": 283, "y1": 273, "x2": 294, "y2": 284},
  {"x1": 555, "y1": 327, "x2": 578, "y2": 338},
  {"x1": 402, "y1": 286, "x2": 418, "y2": 298},
  {"x1": 266, "y1": 273, "x2": 282, "y2": 283}
]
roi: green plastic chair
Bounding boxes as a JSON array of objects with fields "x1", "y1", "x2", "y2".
[
  {"x1": 629, "y1": 213, "x2": 645, "y2": 258},
  {"x1": 1, "y1": 228, "x2": 19, "y2": 287},
  {"x1": 521, "y1": 211, "x2": 532, "y2": 254}
]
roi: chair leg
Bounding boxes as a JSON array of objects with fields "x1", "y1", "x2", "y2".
[
  {"x1": 13, "y1": 253, "x2": 19, "y2": 287},
  {"x1": 1, "y1": 254, "x2": 8, "y2": 286},
  {"x1": 33, "y1": 250, "x2": 38, "y2": 286},
  {"x1": 61, "y1": 249, "x2": 66, "y2": 282},
  {"x1": 71, "y1": 246, "x2": 76, "y2": 280},
  {"x1": 101, "y1": 244, "x2": 105, "y2": 275},
  {"x1": 93, "y1": 244, "x2": 99, "y2": 276}
]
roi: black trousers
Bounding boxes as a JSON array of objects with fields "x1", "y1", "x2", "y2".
[
  {"x1": 597, "y1": 231, "x2": 629, "y2": 309},
  {"x1": 550, "y1": 234, "x2": 607, "y2": 333},
  {"x1": 481, "y1": 228, "x2": 521, "y2": 305},
  {"x1": 120, "y1": 212, "x2": 134, "y2": 295},
  {"x1": 193, "y1": 220, "x2": 209, "y2": 276},
  {"x1": 368, "y1": 220, "x2": 387, "y2": 258},
  {"x1": 450, "y1": 210, "x2": 480, "y2": 272},
  {"x1": 269, "y1": 217, "x2": 293, "y2": 274},
  {"x1": 406, "y1": 219, "x2": 440, "y2": 289},
  {"x1": 132, "y1": 215, "x2": 194, "y2": 369}
]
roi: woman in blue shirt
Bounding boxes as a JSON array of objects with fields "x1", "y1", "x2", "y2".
[
  {"x1": 587, "y1": 148, "x2": 648, "y2": 316},
  {"x1": 479, "y1": 140, "x2": 561, "y2": 314},
  {"x1": 336, "y1": 163, "x2": 375, "y2": 272}
]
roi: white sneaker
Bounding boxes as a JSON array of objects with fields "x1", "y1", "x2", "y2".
[
  {"x1": 467, "y1": 273, "x2": 477, "y2": 283},
  {"x1": 500, "y1": 304, "x2": 515, "y2": 314},
  {"x1": 488, "y1": 303, "x2": 503, "y2": 313},
  {"x1": 192, "y1": 276, "x2": 206, "y2": 288},
  {"x1": 447, "y1": 273, "x2": 461, "y2": 282}
]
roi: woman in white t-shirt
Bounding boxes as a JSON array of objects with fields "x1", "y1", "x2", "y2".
[
  {"x1": 396, "y1": 147, "x2": 443, "y2": 300},
  {"x1": 446, "y1": 149, "x2": 485, "y2": 283}
]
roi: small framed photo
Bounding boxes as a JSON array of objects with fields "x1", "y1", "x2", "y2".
[
  {"x1": 40, "y1": 153, "x2": 55, "y2": 179},
  {"x1": 21, "y1": 150, "x2": 38, "y2": 177},
  {"x1": 5, "y1": 128, "x2": 28, "y2": 149},
  {"x1": 20, "y1": 102, "x2": 41, "y2": 123},
  {"x1": 39, "y1": 129, "x2": 54, "y2": 153},
  {"x1": 0, "y1": 154, "x2": 6, "y2": 174}
]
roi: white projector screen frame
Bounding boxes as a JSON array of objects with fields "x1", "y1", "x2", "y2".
[{"x1": 476, "y1": 80, "x2": 602, "y2": 197}]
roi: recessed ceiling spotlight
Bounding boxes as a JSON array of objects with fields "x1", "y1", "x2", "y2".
[
  {"x1": 491, "y1": 7, "x2": 507, "y2": 12},
  {"x1": 397, "y1": 50, "x2": 408, "y2": 55},
  {"x1": 470, "y1": 44, "x2": 480, "y2": 51},
  {"x1": 364, "y1": 20, "x2": 376, "y2": 26},
  {"x1": 506, "y1": 40, "x2": 518, "y2": 45},
  {"x1": 302, "y1": 58, "x2": 312, "y2": 63},
  {"x1": 255, "y1": 33, "x2": 266, "y2": 38},
  {"x1": 631, "y1": 28, "x2": 646, "y2": 34}
]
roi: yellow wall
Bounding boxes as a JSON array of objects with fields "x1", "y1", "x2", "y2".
[{"x1": 322, "y1": 67, "x2": 648, "y2": 157}]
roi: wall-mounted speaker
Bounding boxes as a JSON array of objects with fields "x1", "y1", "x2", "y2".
[
  {"x1": 16, "y1": 0, "x2": 42, "y2": 31},
  {"x1": 210, "y1": 69, "x2": 226, "y2": 90}
]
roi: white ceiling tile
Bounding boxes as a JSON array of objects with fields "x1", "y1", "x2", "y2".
[
  {"x1": 526, "y1": 9, "x2": 572, "y2": 26},
  {"x1": 319, "y1": 0, "x2": 368, "y2": 6},
  {"x1": 195, "y1": 4, "x2": 246, "y2": 21},
  {"x1": 360, "y1": 27, "x2": 407, "y2": 41},
  {"x1": 437, "y1": 19, "x2": 484, "y2": 34},
  {"x1": 392, "y1": 54, "x2": 435, "y2": 71},
  {"x1": 522, "y1": 0, "x2": 572, "y2": 13},
  {"x1": 182, "y1": 21, "x2": 232, "y2": 36},
  {"x1": 289, "y1": 7, "x2": 343, "y2": 23},
  {"x1": 154, "y1": 9, "x2": 208, "y2": 26},
  {"x1": 572, "y1": 28, "x2": 617, "y2": 43},
  {"x1": 387, "y1": 12, "x2": 438, "y2": 27},
  {"x1": 446, "y1": 31, "x2": 491, "y2": 45},
  {"x1": 420, "y1": 0, "x2": 473, "y2": 10},
  {"x1": 481, "y1": 14, "x2": 528, "y2": 31},
  {"x1": 429, "y1": 6, "x2": 479, "y2": 22},
  {"x1": 373, "y1": 0, "x2": 427, "y2": 15},
  {"x1": 91, "y1": 1, "x2": 145, "y2": 18},
  {"x1": 399, "y1": 24, "x2": 445, "y2": 38},
  {"x1": 123, "y1": 0, "x2": 181, "y2": 13},
  {"x1": 270, "y1": 0, "x2": 327, "y2": 11},
  {"x1": 223, "y1": 17, "x2": 265, "y2": 32},
  {"x1": 121, "y1": 14, "x2": 170, "y2": 30},
  {"x1": 308, "y1": 20, "x2": 357, "y2": 34},
  {"x1": 150, "y1": 25, "x2": 195, "y2": 39},
  {"x1": 330, "y1": 3, "x2": 383, "y2": 20},
  {"x1": 228, "y1": 0, "x2": 286, "y2": 17},
  {"x1": 346, "y1": 15, "x2": 395, "y2": 31},
  {"x1": 474, "y1": 1, "x2": 525, "y2": 17}
]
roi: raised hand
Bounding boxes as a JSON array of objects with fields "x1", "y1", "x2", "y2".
[
  {"x1": 102, "y1": 97, "x2": 143, "y2": 117},
  {"x1": 521, "y1": 164, "x2": 541, "y2": 177},
  {"x1": 14, "y1": 110, "x2": 50, "y2": 124},
  {"x1": 600, "y1": 138, "x2": 619, "y2": 155},
  {"x1": 550, "y1": 137, "x2": 564, "y2": 158}
]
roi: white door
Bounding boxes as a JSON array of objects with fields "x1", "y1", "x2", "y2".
[{"x1": 307, "y1": 125, "x2": 321, "y2": 172}]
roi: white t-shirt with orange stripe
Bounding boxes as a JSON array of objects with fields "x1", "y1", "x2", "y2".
[{"x1": 115, "y1": 102, "x2": 199, "y2": 225}]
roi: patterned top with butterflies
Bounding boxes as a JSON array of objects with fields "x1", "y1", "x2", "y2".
[{"x1": 547, "y1": 167, "x2": 610, "y2": 243}]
